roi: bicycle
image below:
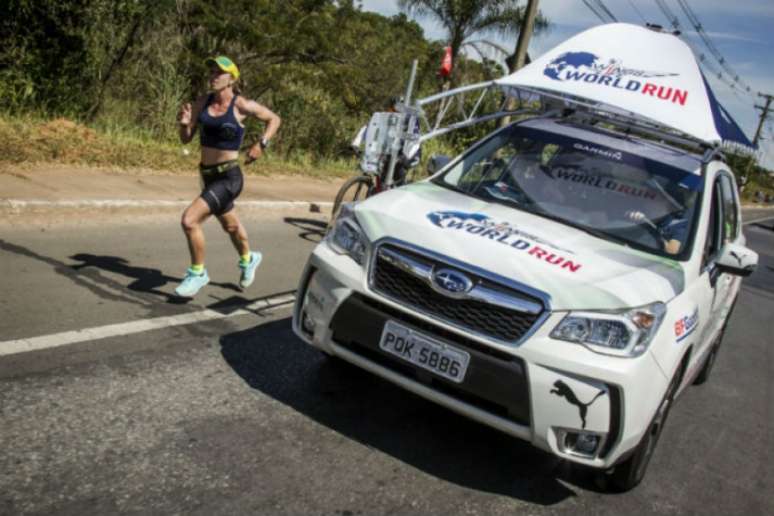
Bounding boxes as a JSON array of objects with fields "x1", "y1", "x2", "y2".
[
  {"x1": 328, "y1": 112, "x2": 420, "y2": 229},
  {"x1": 328, "y1": 158, "x2": 413, "y2": 227}
]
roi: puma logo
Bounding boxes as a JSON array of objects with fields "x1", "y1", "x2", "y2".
[
  {"x1": 730, "y1": 250, "x2": 744, "y2": 266},
  {"x1": 550, "y1": 380, "x2": 606, "y2": 429}
]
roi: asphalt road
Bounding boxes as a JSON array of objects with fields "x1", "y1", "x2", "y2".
[{"x1": 1, "y1": 208, "x2": 773, "y2": 514}]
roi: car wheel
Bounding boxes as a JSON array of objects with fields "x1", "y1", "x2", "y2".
[
  {"x1": 609, "y1": 368, "x2": 681, "y2": 492},
  {"x1": 694, "y1": 299, "x2": 735, "y2": 385},
  {"x1": 693, "y1": 330, "x2": 725, "y2": 385}
]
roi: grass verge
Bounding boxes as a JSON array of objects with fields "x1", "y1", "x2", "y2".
[{"x1": 0, "y1": 113, "x2": 354, "y2": 178}]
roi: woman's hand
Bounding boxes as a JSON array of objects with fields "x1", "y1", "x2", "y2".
[
  {"x1": 245, "y1": 143, "x2": 263, "y2": 164},
  {"x1": 178, "y1": 103, "x2": 192, "y2": 126}
]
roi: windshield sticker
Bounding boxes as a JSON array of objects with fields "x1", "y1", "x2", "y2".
[
  {"x1": 547, "y1": 166, "x2": 659, "y2": 200},
  {"x1": 573, "y1": 143, "x2": 623, "y2": 161},
  {"x1": 543, "y1": 51, "x2": 686, "y2": 106},
  {"x1": 427, "y1": 211, "x2": 583, "y2": 273},
  {"x1": 514, "y1": 127, "x2": 703, "y2": 190},
  {"x1": 674, "y1": 307, "x2": 699, "y2": 342}
]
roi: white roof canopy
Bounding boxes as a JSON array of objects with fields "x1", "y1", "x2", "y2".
[{"x1": 496, "y1": 23, "x2": 754, "y2": 148}]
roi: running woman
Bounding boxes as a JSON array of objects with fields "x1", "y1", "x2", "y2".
[{"x1": 175, "y1": 56, "x2": 281, "y2": 297}]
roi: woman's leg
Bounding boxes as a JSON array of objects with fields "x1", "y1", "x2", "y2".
[
  {"x1": 217, "y1": 208, "x2": 249, "y2": 256},
  {"x1": 181, "y1": 197, "x2": 212, "y2": 265},
  {"x1": 218, "y1": 208, "x2": 261, "y2": 289}
]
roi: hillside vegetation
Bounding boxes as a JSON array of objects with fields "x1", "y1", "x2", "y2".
[
  {"x1": 1, "y1": 0, "x2": 770, "y2": 196},
  {"x1": 1, "y1": 0, "x2": 504, "y2": 167}
]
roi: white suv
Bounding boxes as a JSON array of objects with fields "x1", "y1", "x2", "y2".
[{"x1": 292, "y1": 114, "x2": 758, "y2": 491}]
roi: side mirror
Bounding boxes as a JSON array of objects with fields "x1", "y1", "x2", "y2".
[
  {"x1": 427, "y1": 154, "x2": 451, "y2": 175},
  {"x1": 716, "y1": 242, "x2": 758, "y2": 277}
]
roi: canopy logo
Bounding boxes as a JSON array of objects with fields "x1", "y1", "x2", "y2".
[
  {"x1": 426, "y1": 211, "x2": 582, "y2": 273},
  {"x1": 543, "y1": 51, "x2": 687, "y2": 106}
]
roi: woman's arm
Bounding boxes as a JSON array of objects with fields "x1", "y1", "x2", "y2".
[
  {"x1": 235, "y1": 97, "x2": 281, "y2": 163},
  {"x1": 178, "y1": 96, "x2": 206, "y2": 144}
]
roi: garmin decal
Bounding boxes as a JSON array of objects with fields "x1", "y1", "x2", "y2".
[{"x1": 573, "y1": 143, "x2": 623, "y2": 161}]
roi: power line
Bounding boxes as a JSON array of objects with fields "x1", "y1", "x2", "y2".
[
  {"x1": 653, "y1": 0, "x2": 681, "y2": 31},
  {"x1": 582, "y1": 0, "x2": 613, "y2": 23},
  {"x1": 625, "y1": 0, "x2": 647, "y2": 23},
  {"x1": 592, "y1": 0, "x2": 618, "y2": 22},
  {"x1": 651, "y1": 0, "x2": 756, "y2": 100},
  {"x1": 675, "y1": 0, "x2": 754, "y2": 95}
]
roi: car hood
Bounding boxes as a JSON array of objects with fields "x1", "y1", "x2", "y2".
[{"x1": 354, "y1": 182, "x2": 685, "y2": 311}]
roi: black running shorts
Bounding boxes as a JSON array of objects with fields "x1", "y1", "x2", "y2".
[{"x1": 200, "y1": 164, "x2": 243, "y2": 215}]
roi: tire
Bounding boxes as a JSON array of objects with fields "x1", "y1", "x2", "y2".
[
  {"x1": 328, "y1": 175, "x2": 373, "y2": 230},
  {"x1": 609, "y1": 368, "x2": 682, "y2": 492},
  {"x1": 693, "y1": 339, "x2": 720, "y2": 386},
  {"x1": 694, "y1": 297, "x2": 736, "y2": 385}
]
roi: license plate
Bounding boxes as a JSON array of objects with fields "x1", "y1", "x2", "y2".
[{"x1": 379, "y1": 321, "x2": 470, "y2": 383}]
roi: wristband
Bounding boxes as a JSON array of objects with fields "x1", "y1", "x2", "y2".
[{"x1": 259, "y1": 137, "x2": 270, "y2": 150}]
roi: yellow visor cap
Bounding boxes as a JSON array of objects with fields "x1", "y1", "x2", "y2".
[{"x1": 206, "y1": 56, "x2": 240, "y2": 80}]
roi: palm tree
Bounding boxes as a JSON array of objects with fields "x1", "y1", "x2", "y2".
[{"x1": 398, "y1": 0, "x2": 548, "y2": 81}]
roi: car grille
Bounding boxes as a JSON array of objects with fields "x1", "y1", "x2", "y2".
[
  {"x1": 369, "y1": 243, "x2": 545, "y2": 343},
  {"x1": 330, "y1": 294, "x2": 531, "y2": 426}
]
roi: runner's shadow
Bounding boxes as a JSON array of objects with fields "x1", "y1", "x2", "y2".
[
  {"x1": 69, "y1": 253, "x2": 242, "y2": 301},
  {"x1": 221, "y1": 318, "x2": 596, "y2": 504},
  {"x1": 283, "y1": 217, "x2": 327, "y2": 243}
]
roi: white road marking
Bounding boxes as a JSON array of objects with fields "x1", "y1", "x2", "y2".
[
  {"x1": 0, "y1": 293, "x2": 296, "y2": 358},
  {"x1": 1, "y1": 199, "x2": 332, "y2": 209},
  {"x1": 1, "y1": 209, "x2": 769, "y2": 358},
  {"x1": 743, "y1": 215, "x2": 774, "y2": 226}
]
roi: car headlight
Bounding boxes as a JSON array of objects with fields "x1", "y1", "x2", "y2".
[
  {"x1": 327, "y1": 204, "x2": 369, "y2": 265},
  {"x1": 550, "y1": 302, "x2": 666, "y2": 357}
]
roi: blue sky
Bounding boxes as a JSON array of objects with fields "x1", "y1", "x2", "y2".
[{"x1": 361, "y1": 0, "x2": 774, "y2": 169}]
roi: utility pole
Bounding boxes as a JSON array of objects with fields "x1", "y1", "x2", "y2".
[
  {"x1": 741, "y1": 93, "x2": 773, "y2": 189},
  {"x1": 500, "y1": 0, "x2": 540, "y2": 127},
  {"x1": 752, "y1": 93, "x2": 774, "y2": 147}
]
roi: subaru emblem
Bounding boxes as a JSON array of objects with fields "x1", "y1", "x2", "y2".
[{"x1": 431, "y1": 268, "x2": 474, "y2": 298}]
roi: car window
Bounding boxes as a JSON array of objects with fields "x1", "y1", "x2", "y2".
[
  {"x1": 718, "y1": 173, "x2": 739, "y2": 244},
  {"x1": 438, "y1": 124, "x2": 703, "y2": 259},
  {"x1": 703, "y1": 181, "x2": 723, "y2": 267}
]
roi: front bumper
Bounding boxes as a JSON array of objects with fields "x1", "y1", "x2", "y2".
[{"x1": 292, "y1": 242, "x2": 669, "y2": 468}]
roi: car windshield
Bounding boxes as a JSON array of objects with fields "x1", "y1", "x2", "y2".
[{"x1": 437, "y1": 124, "x2": 703, "y2": 258}]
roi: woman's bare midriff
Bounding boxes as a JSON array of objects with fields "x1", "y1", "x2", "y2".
[{"x1": 201, "y1": 146, "x2": 240, "y2": 166}]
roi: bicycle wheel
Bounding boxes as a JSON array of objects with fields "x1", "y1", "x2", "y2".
[{"x1": 329, "y1": 175, "x2": 374, "y2": 228}]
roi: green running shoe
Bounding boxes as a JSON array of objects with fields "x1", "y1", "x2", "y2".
[
  {"x1": 239, "y1": 251, "x2": 262, "y2": 289},
  {"x1": 175, "y1": 268, "x2": 210, "y2": 297}
]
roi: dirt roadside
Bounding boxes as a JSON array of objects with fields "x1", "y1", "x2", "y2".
[
  {"x1": 0, "y1": 163, "x2": 347, "y2": 227},
  {"x1": 2, "y1": 163, "x2": 772, "y2": 228}
]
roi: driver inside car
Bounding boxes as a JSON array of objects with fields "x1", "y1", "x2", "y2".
[{"x1": 625, "y1": 209, "x2": 687, "y2": 255}]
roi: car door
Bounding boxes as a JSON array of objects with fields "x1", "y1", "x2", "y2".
[
  {"x1": 713, "y1": 173, "x2": 741, "y2": 322},
  {"x1": 694, "y1": 176, "x2": 724, "y2": 360},
  {"x1": 697, "y1": 172, "x2": 738, "y2": 354}
]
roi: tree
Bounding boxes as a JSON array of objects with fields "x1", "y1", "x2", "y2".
[{"x1": 397, "y1": 0, "x2": 548, "y2": 83}]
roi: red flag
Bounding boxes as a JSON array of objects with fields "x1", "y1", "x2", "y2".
[{"x1": 438, "y1": 46, "x2": 453, "y2": 78}]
